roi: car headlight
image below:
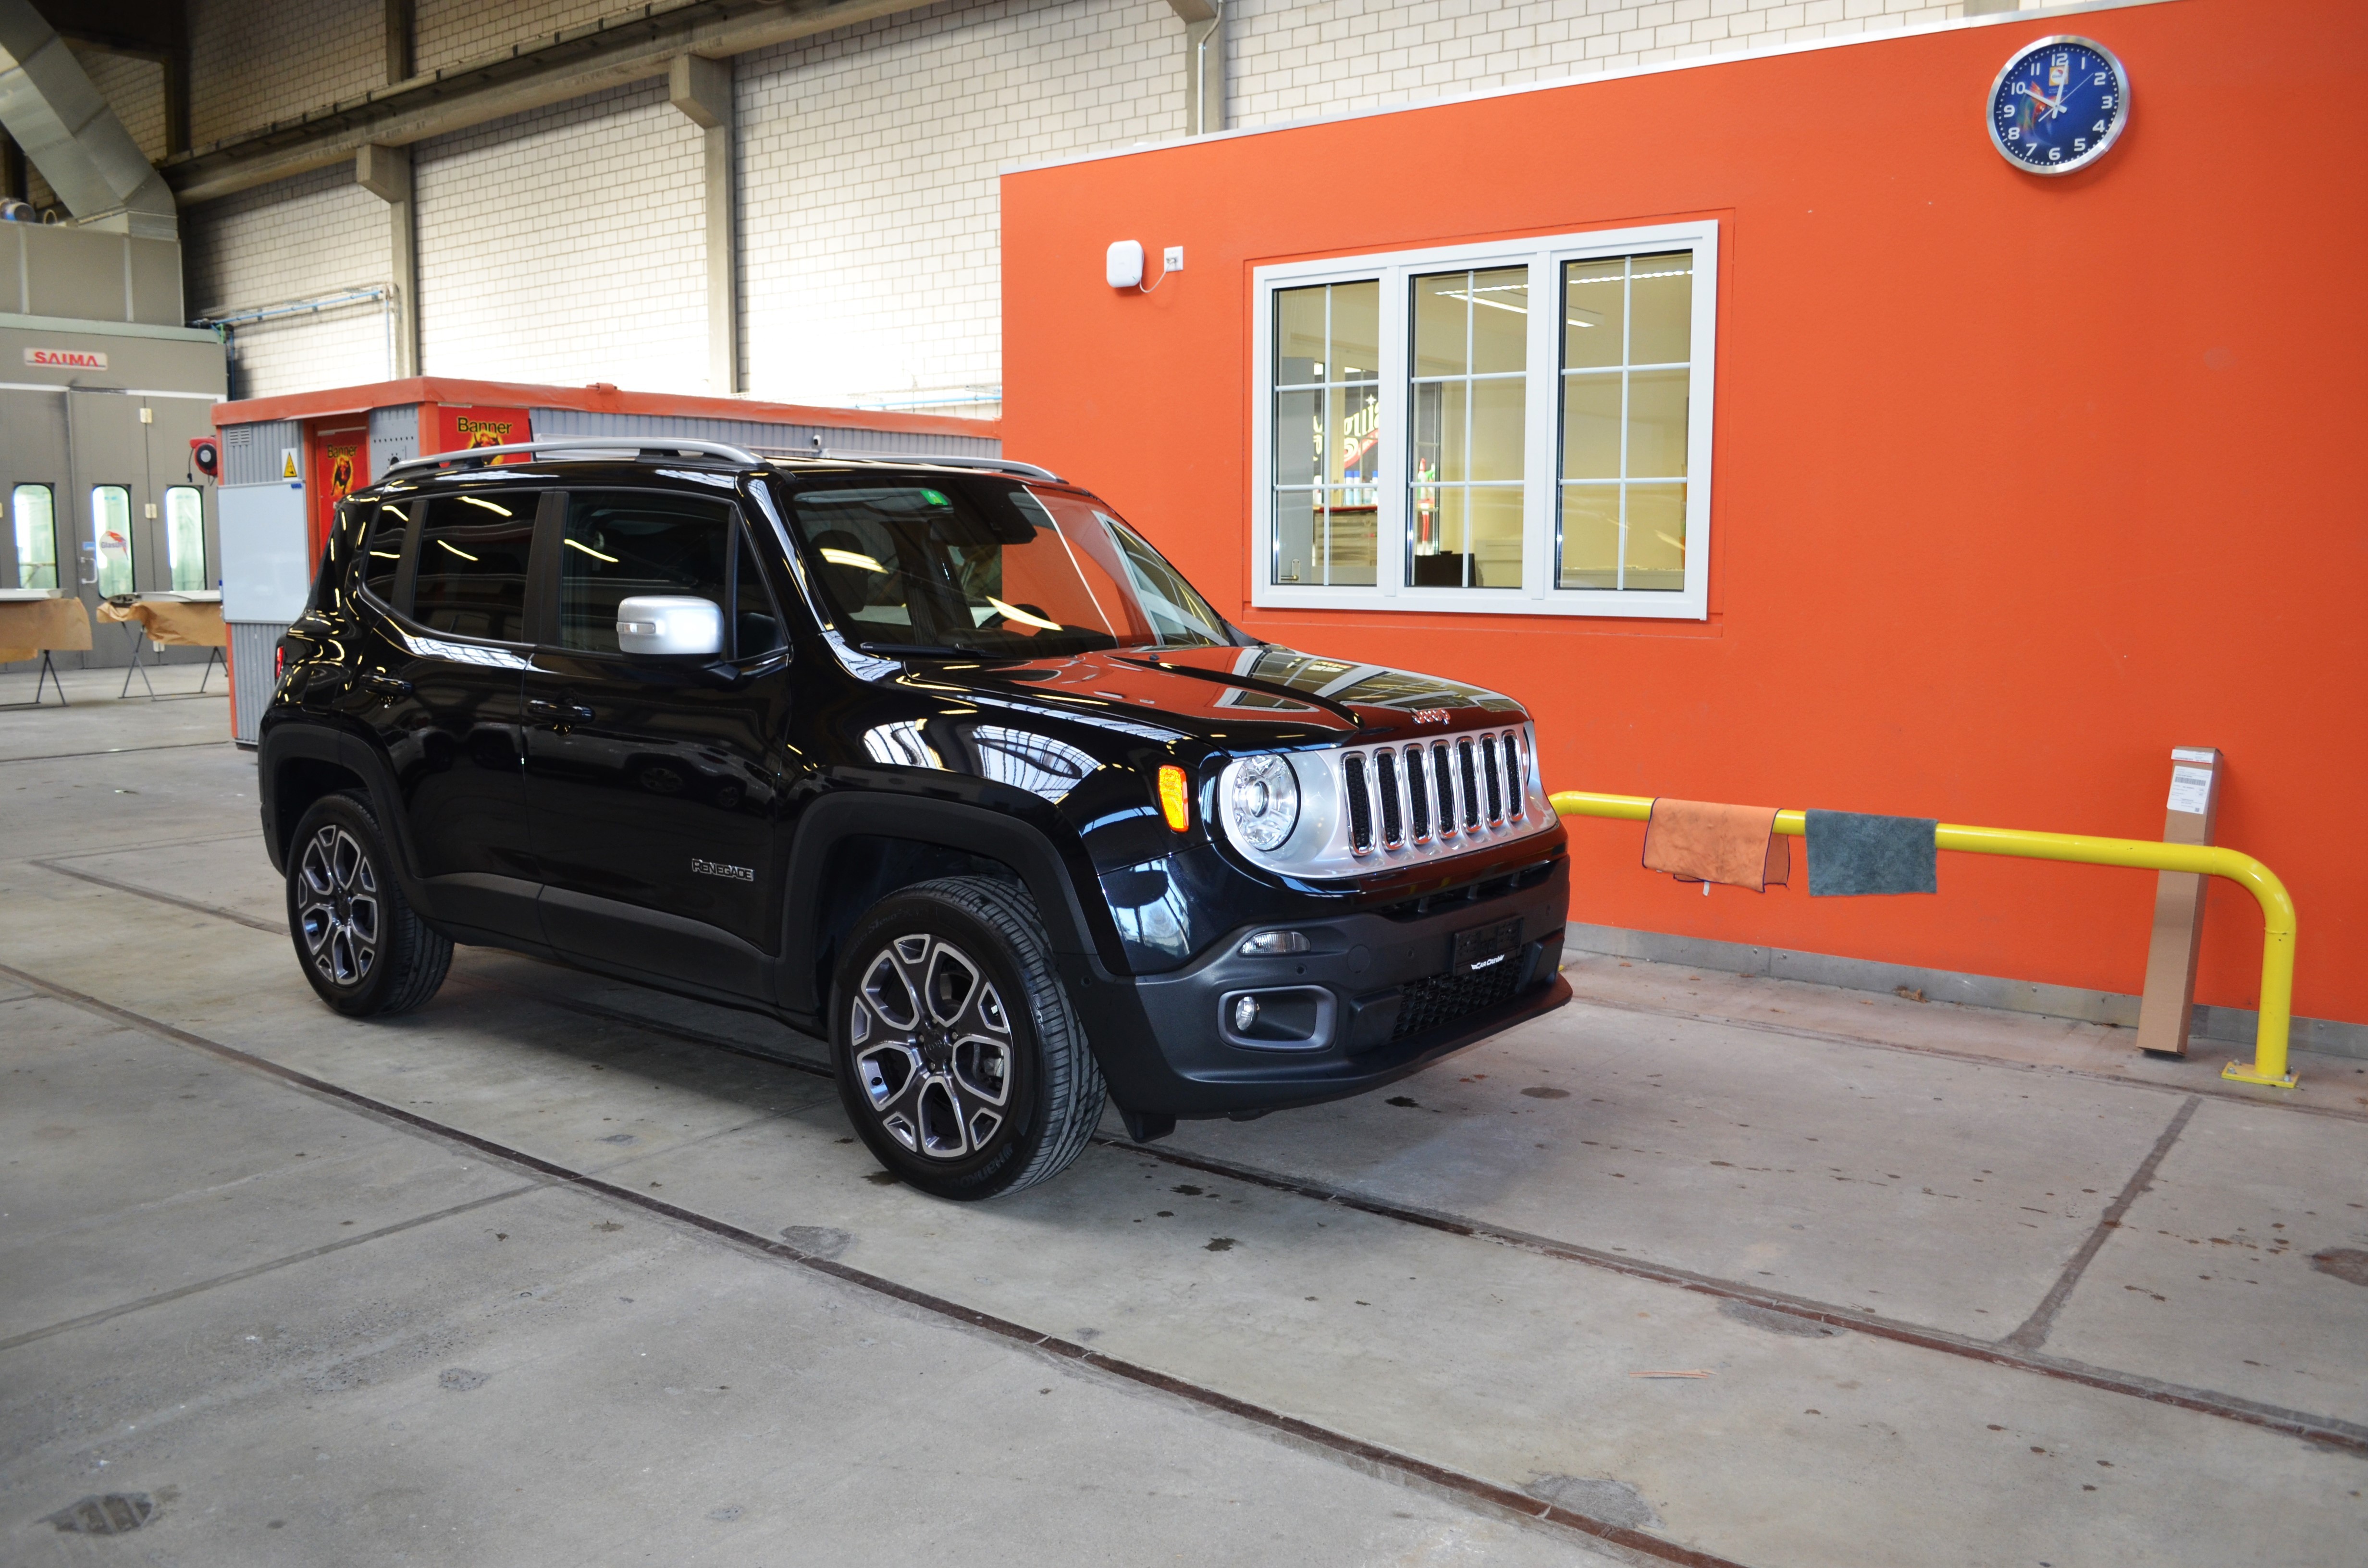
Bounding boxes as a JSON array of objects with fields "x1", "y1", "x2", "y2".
[{"x1": 1225, "y1": 755, "x2": 1300, "y2": 851}]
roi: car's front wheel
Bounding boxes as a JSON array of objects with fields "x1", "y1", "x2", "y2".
[{"x1": 831, "y1": 877, "x2": 1103, "y2": 1200}]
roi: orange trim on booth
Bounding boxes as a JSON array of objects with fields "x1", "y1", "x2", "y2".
[{"x1": 212, "y1": 377, "x2": 1001, "y2": 444}]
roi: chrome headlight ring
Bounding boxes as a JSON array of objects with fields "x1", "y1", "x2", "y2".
[{"x1": 1223, "y1": 754, "x2": 1301, "y2": 852}]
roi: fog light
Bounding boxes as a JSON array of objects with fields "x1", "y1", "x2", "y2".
[
  {"x1": 1232, "y1": 995, "x2": 1260, "y2": 1032},
  {"x1": 1239, "y1": 930, "x2": 1311, "y2": 956}
]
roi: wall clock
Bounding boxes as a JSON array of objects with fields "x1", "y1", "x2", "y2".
[{"x1": 1988, "y1": 35, "x2": 2129, "y2": 175}]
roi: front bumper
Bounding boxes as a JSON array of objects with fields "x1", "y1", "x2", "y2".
[{"x1": 1061, "y1": 855, "x2": 1571, "y2": 1120}]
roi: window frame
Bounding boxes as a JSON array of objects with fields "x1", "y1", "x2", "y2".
[
  {"x1": 1250, "y1": 219, "x2": 1718, "y2": 621},
  {"x1": 10, "y1": 483, "x2": 59, "y2": 590}
]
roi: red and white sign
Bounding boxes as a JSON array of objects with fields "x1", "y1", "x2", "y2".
[{"x1": 24, "y1": 347, "x2": 108, "y2": 370}]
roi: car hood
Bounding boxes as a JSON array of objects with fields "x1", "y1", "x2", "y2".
[{"x1": 910, "y1": 644, "x2": 1529, "y2": 743}]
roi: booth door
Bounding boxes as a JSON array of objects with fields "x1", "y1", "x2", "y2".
[{"x1": 306, "y1": 424, "x2": 369, "y2": 562}]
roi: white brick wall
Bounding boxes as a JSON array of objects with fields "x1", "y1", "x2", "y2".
[
  {"x1": 184, "y1": 166, "x2": 398, "y2": 398},
  {"x1": 189, "y1": 0, "x2": 382, "y2": 148},
  {"x1": 173, "y1": 0, "x2": 2055, "y2": 406},
  {"x1": 737, "y1": 0, "x2": 1184, "y2": 406},
  {"x1": 414, "y1": 81, "x2": 712, "y2": 392},
  {"x1": 415, "y1": 0, "x2": 624, "y2": 76}
]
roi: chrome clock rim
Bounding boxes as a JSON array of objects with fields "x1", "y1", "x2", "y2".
[
  {"x1": 1985, "y1": 34, "x2": 2130, "y2": 178},
  {"x1": 849, "y1": 934, "x2": 1015, "y2": 1161},
  {"x1": 296, "y1": 824, "x2": 382, "y2": 988}
]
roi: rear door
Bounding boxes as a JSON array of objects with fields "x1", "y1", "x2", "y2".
[
  {"x1": 523, "y1": 485, "x2": 792, "y2": 996},
  {"x1": 343, "y1": 482, "x2": 547, "y2": 941}
]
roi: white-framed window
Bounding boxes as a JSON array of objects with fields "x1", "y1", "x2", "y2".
[{"x1": 1252, "y1": 220, "x2": 1717, "y2": 620}]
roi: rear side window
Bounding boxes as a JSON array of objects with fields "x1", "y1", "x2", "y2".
[
  {"x1": 410, "y1": 491, "x2": 536, "y2": 642},
  {"x1": 558, "y1": 490, "x2": 733, "y2": 655},
  {"x1": 361, "y1": 502, "x2": 410, "y2": 602}
]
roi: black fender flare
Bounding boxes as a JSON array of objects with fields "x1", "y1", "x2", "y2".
[
  {"x1": 255, "y1": 717, "x2": 424, "y2": 900},
  {"x1": 779, "y1": 788, "x2": 1122, "y2": 1018}
]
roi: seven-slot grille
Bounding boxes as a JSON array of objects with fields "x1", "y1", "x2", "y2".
[{"x1": 1344, "y1": 727, "x2": 1533, "y2": 858}]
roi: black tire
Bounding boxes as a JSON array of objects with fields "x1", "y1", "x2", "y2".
[
  {"x1": 285, "y1": 791, "x2": 452, "y2": 1017},
  {"x1": 830, "y1": 877, "x2": 1104, "y2": 1200}
]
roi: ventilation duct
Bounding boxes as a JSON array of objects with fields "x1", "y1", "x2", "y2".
[{"x1": 0, "y1": 0, "x2": 176, "y2": 239}]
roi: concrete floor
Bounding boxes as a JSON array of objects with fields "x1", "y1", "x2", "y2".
[{"x1": 3, "y1": 665, "x2": 2364, "y2": 1567}]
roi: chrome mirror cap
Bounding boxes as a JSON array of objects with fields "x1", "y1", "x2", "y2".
[{"x1": 616, "y1": 594, "x2": 724, "y2": 657}]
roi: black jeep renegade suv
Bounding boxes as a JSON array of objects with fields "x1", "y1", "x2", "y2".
[{"x1": 259, "y1": 439, "x2": 1571, "y2": 1198}]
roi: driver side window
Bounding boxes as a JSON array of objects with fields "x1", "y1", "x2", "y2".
[{"x1": 558, "y1": 491, "x2": 733, "y2": 655}]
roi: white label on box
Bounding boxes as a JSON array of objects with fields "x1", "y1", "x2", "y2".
[
  {"x1": 2167, "y1": 765, "x2": 2214, "y2": 815},
  {"x1": 2172, "y1": 747, "x2": 2216, "y2": 764}
]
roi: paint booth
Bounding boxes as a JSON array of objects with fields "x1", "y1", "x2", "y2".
[
  {"x1": 0, "y1": 220, "x2": 227, "y2": 676},
  {"x1": 207, "y1": 377, "x2": 1002, "y2": 743}
]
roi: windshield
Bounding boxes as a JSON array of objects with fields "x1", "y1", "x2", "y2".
[{"x1": 784, "y1": 475, "x2": 1233, "y2": 657}]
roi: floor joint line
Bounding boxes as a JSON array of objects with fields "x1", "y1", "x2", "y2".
[{"x1": 2006, "y1": 1094, "x2": 2201, "y2": 1352}]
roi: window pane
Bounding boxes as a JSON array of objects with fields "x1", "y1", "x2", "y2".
[
  {"x1": 1629, "y1": 252, "x2": 1693, "y2": 365},
  {"x1": 1627, "y1": 368, "x2": 1690, "y2": 478},
  {"x1": 1273, "y1": 490, "x2": 1318, "y2": 586},
  {"x1": 411, "y1": 492, "x2": 536, "y2": 642},
  {"x1": 1558, "y1": 485, "x2": 1620, "y2": 590},
  {"x1": 1318, "y1": 492, "x2": 1377, "y2": 586},
  {"x1": 733, "y1": 527, "x2": 785, "y2": 659},
  {"x1": 11, "y1": 484, "x2": 57, "y2": 589},
  {"x1": 1413, "y1": 273, "x2": 1468, "y2": 377},
  {"x1": 1329, "y1": 282, "x2": 1380, "y2": 382},
  {"x1": 1468, "y1": 268, "x2": 1528, "y2": 375},
  {"x1": 1468, "y1": 487, "x2": 1524, "y2": 588},
  {"x1": 1276, "y1": 286, "x2": 1326, "y2": 384},
  {"x1": 559, "y1": 491, "x2": 732, "y2": 654},
  {"x1": 1563, "y1": 259, "x2": 1624, "y2": 370},
  {"x1": 92, "y1": 485, "x2": 133, "y2": 596},
  {"x1": 363, "y1": 503, "x2": 409, "y2": 601},
  {"x1": 165, "y1": 487, "x2": 205, "y2": 591},
  {"x1": 1274, "y1": 390, "x2": 1320, "y2": 487},
  {"x1": 1470, "y1": 378, "x2": 1526, "y2": 482},
  {"x1": 1625, "y1": 484, "x2": 1687, "y2": 591},
  {"x1": 1329, "y1": 384, "x2": 1381, "y2": 486},
  {"x1": 1413, "y1": 380, "x2": 1466, "y2": 483},
  {"x1": 1560, "y1": 373, "x2": 1621, "y2": 478}
]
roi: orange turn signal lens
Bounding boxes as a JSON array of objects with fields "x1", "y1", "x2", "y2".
[{"x1": 1157, "y1": 764, "x2": 1191, "y2": 833}]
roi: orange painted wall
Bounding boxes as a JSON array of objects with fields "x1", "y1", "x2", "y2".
[{"x1": 1002, "y1": 0, "x2": 2368, "y2": 1028}]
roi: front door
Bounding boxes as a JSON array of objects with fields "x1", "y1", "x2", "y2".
[
  {"x1": 524, "y1": 487, "x2": 791, "y2": 998},
  {"x1": 339, "y1": 484, "x2": 545, "y2": 942}
]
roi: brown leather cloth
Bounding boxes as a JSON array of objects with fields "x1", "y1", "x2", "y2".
[
  {"x1": 1642, "y1": 797, "x2": 1791, "y2": 892},
  {"x1": 0, "y1": 595, "x2": 95, "y2": 664},
  {"x1": 98, "y1": 598, "x2": 228, "y2": 649}
]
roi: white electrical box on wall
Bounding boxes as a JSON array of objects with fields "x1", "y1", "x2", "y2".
[
  {"x1": 1106, "y1": 240, "x2": 1144, "y2": 289},
  {"x1": 218, "y1": 483, "x2": 313, "y2": 623}
]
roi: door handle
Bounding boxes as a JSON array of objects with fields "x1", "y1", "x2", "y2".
[
  {"x1": 360, "y1": 672, "x2": 412, "y2": 697},
  {"x1": 527, "y1": 698, "x2": 594, "y2": 722}
]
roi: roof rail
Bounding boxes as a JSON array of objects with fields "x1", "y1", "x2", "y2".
[
  {"x1": 382, "y1": 436, "x2": 764, "y2": 480},
  {"x1": 754, "y1": 447, "x2": 1064, "y2": 484}
]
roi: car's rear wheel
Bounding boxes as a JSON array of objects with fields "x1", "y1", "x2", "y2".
[
  {"x1": 285, "y1": 791, "x2": 452, "y2": 1017},
  {"x1": 831, "y1": 877, "x2": 1103, "y2": 1200}
]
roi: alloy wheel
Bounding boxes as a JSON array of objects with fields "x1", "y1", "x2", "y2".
[
  {"x1": 296, "y1": 824, "x2": 382, "y2": 988},
  {"x1": 849, "y1": 933, "x2": 1014, "y2": 1160}
]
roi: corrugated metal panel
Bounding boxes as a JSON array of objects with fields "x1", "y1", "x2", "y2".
[
  {"x1": 229, "y1": 620, "x2": 284, "y2": 745},
  {"x1": 527, "y1": 407, "x2": 999, "y2": 460},
  {"x1": 221, "y1": 420, "x2": 303, "y2": 487},
  {"x1": 368, "y1": 403, "x2": 419, "y2": 478}
]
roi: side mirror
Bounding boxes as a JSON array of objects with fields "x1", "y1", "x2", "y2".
[{"x1": 616, "y1": 595, "x2": 724, "y2": 657}]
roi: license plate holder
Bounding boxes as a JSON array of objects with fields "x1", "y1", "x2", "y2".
[{"x1": 1450, "y1": 917, "x2": 1523, "y2": 975}]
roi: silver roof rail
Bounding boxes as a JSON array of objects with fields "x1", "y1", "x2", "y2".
[
  {"x1": 382, "y1": 436, "x2": 765, "y2": 480},
  {"x1": 755, "y1": 447, "x2": 1064, "y2": 484}
]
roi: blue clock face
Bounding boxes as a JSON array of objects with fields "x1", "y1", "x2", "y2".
[{"x1": 1989, "y1": 36, "x2": 2129, "y2": 175}]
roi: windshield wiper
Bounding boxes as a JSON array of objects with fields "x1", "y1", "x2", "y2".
[{"x1": 854, "y1": 641, "x2": 980, "y2": 659}]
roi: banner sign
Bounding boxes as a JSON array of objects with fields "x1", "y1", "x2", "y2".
[{"x1": 431, "y1": 405, "x2": 533, "y2": 462}]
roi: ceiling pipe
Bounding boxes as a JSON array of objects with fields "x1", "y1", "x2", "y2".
[{"x1": 0, "y1": 0, "x2": 176, "y2": 238}]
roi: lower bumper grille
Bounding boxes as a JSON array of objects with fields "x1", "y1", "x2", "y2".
[{"x1": 1391, "y1": 953, "x2": 1527, "y2": 1041}]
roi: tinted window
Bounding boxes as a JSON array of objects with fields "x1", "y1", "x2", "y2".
[
  {"x1": 362, "y1": 502, "x2": 410, "y2": 602},
  {"x1": 734, "y1": 526, "x2": 785, "y2": 659},
  {"x1": 411, "y1": 491, "x2": 536, "y2": 641},
  {"x1": 558, "y1": 491, "x2": 732, "y2": 655}
]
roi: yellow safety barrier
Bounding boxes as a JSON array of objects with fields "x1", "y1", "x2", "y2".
[{"x1": 1549, "y1": 791, "x2": 2301, "y2": 1089}]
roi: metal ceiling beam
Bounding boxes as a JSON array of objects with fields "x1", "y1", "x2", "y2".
[{"x1": 161, "y1": 0, "x2": 940, "y2": 206}]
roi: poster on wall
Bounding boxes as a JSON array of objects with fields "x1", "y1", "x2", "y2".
[
  {"x1": 306, "y1": 424, "x2": 369, "y2": 558},
  {"x1": 430, "y1": 405, "x2": 533, "y2": 461}
]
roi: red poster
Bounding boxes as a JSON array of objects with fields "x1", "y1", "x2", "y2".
[
  {"x1": 306, "y1": 422, "x2": 369, "y2": 559},
  {"x1": 429, "y1": 405, "x2": 533, "y2": 461}
]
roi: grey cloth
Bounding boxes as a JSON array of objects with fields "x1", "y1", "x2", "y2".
[{"x1": 1805, "y1": 809, "x2": 1937, "y2": 896}]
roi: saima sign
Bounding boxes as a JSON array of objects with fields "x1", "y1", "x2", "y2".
[{"x1": 24, "y1": 347, "x2": 108, "y2": 369}]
